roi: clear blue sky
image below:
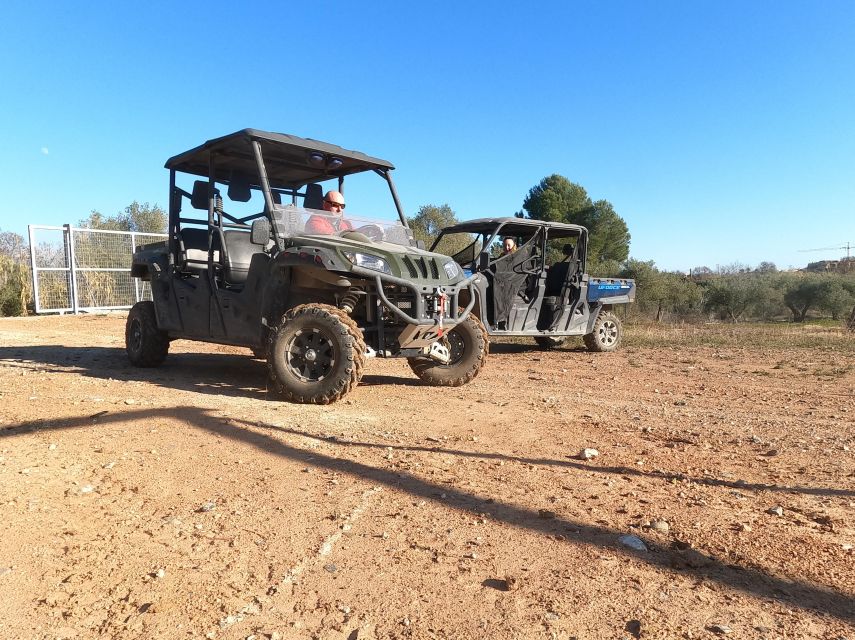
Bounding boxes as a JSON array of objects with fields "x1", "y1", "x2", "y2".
[{"x1": 1, "y1": 1, "x2": 853, "y2": 271}]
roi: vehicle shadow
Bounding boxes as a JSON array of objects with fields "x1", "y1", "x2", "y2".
[
  {"x1": 0, "y1": 345, "x2": 425, "y2": 400},
  {"x1": 2, "y1": 406, "x2": 853, "y2": 625},
  {"x1": 359, "y1": 374, "x2": 423, "y2": 387},
  {"x1": 0, "y1": 345, "x2": 272, "y2": 401},
  {"x1": 488, "y1": 341, "x2": 588, "y2": 355}
]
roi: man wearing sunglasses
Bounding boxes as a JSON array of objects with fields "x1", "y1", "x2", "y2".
[{"x1": 305, "y1": 190, "x2": 354, "y2": 235}]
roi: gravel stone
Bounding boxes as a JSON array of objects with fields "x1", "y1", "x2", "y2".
[
  {"x1": 618, "y1": 534, "x2": 648, "y2": 552},
  {"x1": 649, "y1": 519, "x2": 670, "y2": 534},
  {"x1": 708, "y1": 624, "x2": 733, "y2": 635}
]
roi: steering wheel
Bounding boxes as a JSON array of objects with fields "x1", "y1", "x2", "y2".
[
  {"x1": 521, "y1": 256, "x2": 543, "y2": 275},
  {"x1": 354, "y1": 224, "x2": 385, "y2": 242}
]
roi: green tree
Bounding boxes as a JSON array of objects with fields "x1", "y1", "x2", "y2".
[
  {"x1": 662, "y1": 271, "x2": 704, "y2": 319},
  {"x1": 522, "y1": 176, "x2": 590, "y2": 223},
  {"x1": 620, "y1": 259, "x2": 702, "y2": 321},
  {"x1": 782, "y1": 274, "x2": 824, "y2": 322},
  {"x1": 521, "y1": 175, "x2": 630, "y2": 269},
  {"x1": 79, "y1": 201, "x2": 167, "y2": 233},
  {"x1": 703, "y1": 274, "x2": 766, "y2": 322},
  {"x1": 620, "y1": 259, "x2": 666, "y2": 319},
  {"x1": 0, "y1": 231, "x2": 28, "y2": 260},
  {"x1": 817, "y1": 275, "x2": 855, "y2": 320},
  {"x1": 407, "y1": 204, "x2": 459, "y2": 248},
  {"x1": 0, "y1": 229, "x2": 30, "y2": 316},
  {"x1": 746, "y1": 272, "x2": 787, "y2": 320}
]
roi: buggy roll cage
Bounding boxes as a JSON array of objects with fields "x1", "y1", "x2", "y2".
[
  {"x1": 432, "y1": 217, "x2": 590, "y2": 275},
  {"x1": 163, "y1": 129, "x2": 410, "y2": 266}
]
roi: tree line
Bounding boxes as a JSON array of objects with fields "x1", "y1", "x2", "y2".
[
  {"x1": 407, "y1": 174, "x2": 855, "y2": 325},
  {"x1": 2, "y1": 185, "x2": 853, "y2": 326}
]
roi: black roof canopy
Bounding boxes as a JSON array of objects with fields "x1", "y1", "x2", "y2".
[
  {"x1": 165, "y1": 129, "x2": 395, "y2": 189},
  {"x1": 441, "y1": 217, "x2": 587, "y2": 238}
]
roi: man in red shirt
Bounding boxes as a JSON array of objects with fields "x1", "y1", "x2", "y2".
[{"x1": 304, "y1": 190, "x2": 353, "y2": 235}]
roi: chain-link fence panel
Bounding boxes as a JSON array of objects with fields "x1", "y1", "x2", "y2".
[
  {"x1": 28, "y1": 226, "x2": 72, "y2": 312},
  {"x1": 28, "y1": 225, "x2": 167, "y2": 313}
]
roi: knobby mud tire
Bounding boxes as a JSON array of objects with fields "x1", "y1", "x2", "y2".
[
  {"x1": 267, "y1": 304, "x2": 366, "y2": 404},
  {"x1": 583, "y1": 310, "x2": 622, "y2": 353},
  {"x1": 407, "y1": 314, "x2": 488, "y2": 387},
  {"x1": 125, "y1": 301, "x2": 169, "y2": 367}
]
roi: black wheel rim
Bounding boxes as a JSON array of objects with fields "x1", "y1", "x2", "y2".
[
  {"x1": 599, "y1": 320, "x2": 618, "y2": 346},
  {"x1": 445, "y1": 330, "x2": 466, "y2": 365},
  {"x1": 129, "y1": 318, "x2": 142, "y2": 353},
  {"x1": 284, "y1": 328, "x2": 335, "y2": 381}
]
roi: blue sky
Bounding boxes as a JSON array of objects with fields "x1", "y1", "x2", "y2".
[{"x1": 1, "y1": 1, "x2": 853, "y2": 271}]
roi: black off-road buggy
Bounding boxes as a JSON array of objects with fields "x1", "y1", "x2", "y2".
[
  {"x1": 128, "y1": 129, "x2": 487, "y2": 404},
  {"x1": 431, "y1": 218, "x2": 636, "y2": 350}
]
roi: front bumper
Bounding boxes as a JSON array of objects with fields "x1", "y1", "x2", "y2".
[{"x1": 348, "y1": 265, "x2": 479, "y2": 330}]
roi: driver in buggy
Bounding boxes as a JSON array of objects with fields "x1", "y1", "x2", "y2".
[{"x1": 305, "y1": 190, "x2": 354, "y2": 235}]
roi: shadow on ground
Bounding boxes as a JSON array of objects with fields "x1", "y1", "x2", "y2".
[
  {"x1": 0, "y1": 345, "x2": 423, "y2": 400},
  {"x1": 2, "y1": 407, "x2": 853, "y2": 625}
]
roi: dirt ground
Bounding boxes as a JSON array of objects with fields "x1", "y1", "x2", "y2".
[{"x1": 0, "y1": 314, "x2": 852, "y2": 640}]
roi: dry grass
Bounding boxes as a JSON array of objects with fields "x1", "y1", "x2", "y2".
[{"x1": 623, "y1": 320, "x2": 855, "y2": 353}]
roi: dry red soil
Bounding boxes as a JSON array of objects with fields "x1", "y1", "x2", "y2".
[{"x1": 0, "y1": 314, "x2": 853, "y2": 640}]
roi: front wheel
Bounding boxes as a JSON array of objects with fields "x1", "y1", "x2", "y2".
[
  {"x1": 407, "y1": 314, "x2": 488, "y2": 386},
  {"x1": 583, "y1": 310, "x2": 622, "y2": 352},
  {"x1": 125, "y1": 301, "x2": 169, "y2": 367},
  {"x1": 267, "y1": 304, "x2": 365, "y2": 404}
]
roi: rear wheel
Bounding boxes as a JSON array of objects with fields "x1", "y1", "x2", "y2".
[
  {"x1": 267, "y1": 304, "x2": 365, "y2": 404},
  {"x1": 125, "y1": 301, "x2": 169, "y2": 367},
  {"x1": 407, "y1": 314, "x2": 488, "y2": 386},
  {"x1": 583, "y1": 310, "x2": 622, "y2": 352},
  {"x1": 534, "y1": 335, "x2": 566, "y2": 350}
]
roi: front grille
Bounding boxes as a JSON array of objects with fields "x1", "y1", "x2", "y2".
[
  {"x1": 401, "y1": 255, "x2": 440, "y2": 280},
  {"x1": 416, "y1": 257, "x2": 428, "y2": 278},
  {"x1": 402, "y1": 256, "x2": 418, "y2": 278},
  {"x1": 428, "y1": 258, "x2": 439, "y2": 279}
]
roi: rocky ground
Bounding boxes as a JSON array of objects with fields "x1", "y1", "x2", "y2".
[{"x1": 0, "y1": 314, "x2": 852, "y2": 640}]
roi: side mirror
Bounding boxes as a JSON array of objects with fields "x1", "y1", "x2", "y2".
[
  {"x1": 414, "y1": 239, "x2": 425, "y2": 250},
  {"x1": 478, "y1": 251, "x2": 490, "y2": 270},
  {"x1": 191, "y1": 180, "x2": 209, "y2": 210},
  {"x1": 251, "y1": 218, "x2": 270, "y2": 245}
]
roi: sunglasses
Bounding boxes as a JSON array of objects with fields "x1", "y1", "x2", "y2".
[{"x1": 325, "y1": 200, "x2": 346, "y2": 209}]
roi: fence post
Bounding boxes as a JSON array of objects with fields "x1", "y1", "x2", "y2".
[
  {"x1": 65, "y1": 224, "x2": 79, "y2": 315},
  {"x1": 27, "y1": 225, "x2": 41, "y2": 314},
  {"x1": 130, "y1": 232, "x2": 140, "y2": 303}
]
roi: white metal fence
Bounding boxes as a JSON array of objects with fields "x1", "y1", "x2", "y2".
[{"x1": 28, "y1": 225, "x2": 167, "y2": 314}]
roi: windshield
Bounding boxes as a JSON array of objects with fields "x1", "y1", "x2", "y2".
[
  {"x1": 173, "y1": 169, "x2": 413, "y2": 247},
  {"x1": 273, "y1": 206, "x2": 413, "y2": 247},
  {"x1": 431, "y1": 231, "x2": 485, "y2": 266}
]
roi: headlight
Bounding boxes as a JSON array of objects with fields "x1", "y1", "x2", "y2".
[
  {"x1": 443, "y1": 261, "x2": 459, "y2": 279},
  {"x1": 343, "y1": 251, "x2": 392, "y2": 275}
]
